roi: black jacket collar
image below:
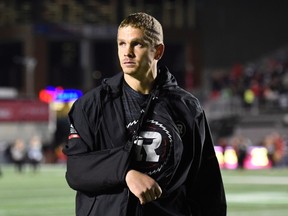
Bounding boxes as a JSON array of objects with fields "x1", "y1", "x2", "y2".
[{"x1": 101, "y1": 65, "x2": 178, "y2": 97}]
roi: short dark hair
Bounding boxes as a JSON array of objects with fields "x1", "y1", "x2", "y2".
[{"x1": 119, "y1": 12, "x2": 163, "y2": 46}]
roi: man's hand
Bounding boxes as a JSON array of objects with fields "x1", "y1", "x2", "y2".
[{"x1": 125, "y1": 169, "x2": 162, "y2": 205}]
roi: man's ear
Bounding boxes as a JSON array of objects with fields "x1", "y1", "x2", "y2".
[{"x1": 154, "y1": 44, "x2": 165, "y2": 60}]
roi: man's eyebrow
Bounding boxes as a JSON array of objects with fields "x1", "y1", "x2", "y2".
[
  {"x1": 117, "y1": 37, "x2": 147, "y2": 44},
  {"x1": 132, "y1": 38, "x2": 147, "y2": 43}
]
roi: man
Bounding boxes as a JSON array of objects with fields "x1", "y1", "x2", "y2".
[{"x1": 63, "y1": 12, "x2": 226, "y2": 216}]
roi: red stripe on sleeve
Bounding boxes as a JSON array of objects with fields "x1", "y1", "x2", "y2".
[{"x1": 68, "y1": 134, "x2": 80, "y2": 139}]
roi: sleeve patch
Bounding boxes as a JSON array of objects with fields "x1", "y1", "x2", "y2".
[{"x1": 69, "y1": 124, "x2": 80, "y2": 139}]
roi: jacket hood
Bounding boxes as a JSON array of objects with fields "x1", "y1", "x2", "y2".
[{"x1": 155, "y1": 65, "x2": 178, "y2": 89}]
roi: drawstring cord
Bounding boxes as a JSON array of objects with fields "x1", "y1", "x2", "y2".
[{"x1": 132, "y1": 89, "x2": 159, "y2": 145}]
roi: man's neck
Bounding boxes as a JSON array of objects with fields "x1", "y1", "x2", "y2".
[
  {"x1": 124, "y1": 75, "x2": 156, "y2": 94},
  {"x1": 124, "y1": 66, "x2": 158, "y2": 94}
]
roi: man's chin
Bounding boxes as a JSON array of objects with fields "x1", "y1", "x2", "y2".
[{"x1": 122, "y1": 68, "x2": 137, "y2": 74}]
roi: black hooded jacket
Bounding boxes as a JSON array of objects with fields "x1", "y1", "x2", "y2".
[{"x1": 63, "y1": 66, "x2": 227, "y2": 216}]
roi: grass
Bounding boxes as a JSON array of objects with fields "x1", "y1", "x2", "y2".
[
  {"x1": 223, "y1": 168, "x2": 288, "y2": 216},
  {"x1": 0, "y1": 165, "x2": 288, "y2": 215},
  {"x1": 0, "y1": 165, "x2": 74, "y2": 216}
]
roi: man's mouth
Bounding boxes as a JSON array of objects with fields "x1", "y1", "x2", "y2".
[{"x1": 123, "y1": 61, "x2": 136, "y2": 66}]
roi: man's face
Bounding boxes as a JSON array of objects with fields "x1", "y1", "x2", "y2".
[{"x1": 117, "y1": 26, "x2": 156, "y2": 78}]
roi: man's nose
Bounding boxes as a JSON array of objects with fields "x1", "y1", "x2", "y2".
[{"x1": 124, "y1": 46, "x2": 134, "y2": 57}]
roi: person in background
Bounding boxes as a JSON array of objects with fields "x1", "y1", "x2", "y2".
[
  {"x1": 10, "y1": 138, "x2": 26, "y2": 173},
  {"x1": 27, "y1": 135, "x2": 43, "y2": 172},
  {"x1": 231, "y1": 136, "x2": 249, "y2": 169},
  {"x1": 63, "y1": 12, "x2": 226, "y2": 216}
]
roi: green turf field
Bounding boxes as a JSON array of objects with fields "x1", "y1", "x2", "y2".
[
  {"x1": 0, "y1": 165, "x2": 288, "y2": 216},
  {"x1": 0, "y1": 165, "x2": 75, "y2": 216},
  {"x1": 224, "y1": 168, "x2": 288, "y2": 216}
]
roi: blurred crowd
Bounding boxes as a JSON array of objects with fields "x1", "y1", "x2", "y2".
[
  {"x1": 209, "y1": 46, "x2": 288, "y2": 112},
  {"x1": 207, "y1": 46, "x2": 288, "y2": 169},
  {"x1": 261, "y1": 132, "x2": 288, "y2": 167},
  {"x1": 1, "y1": 136, "x2": 43, "y2": 173},
  {"x1": 0, "y1": 136, "x2": 68, "y2": 174},
  {"x1": 218, "y1": 131, "x2": 288, "y2": 169}
]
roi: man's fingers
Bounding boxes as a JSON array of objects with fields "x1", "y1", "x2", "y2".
[
  {"x1": 140, "y1": 186, "x2": 162, "y2": 205},
  {"x1": 139, "y1": 196, "x2": 145, "y2": 205},
  {"x1": 142, "y1": 191, "x2": 151, "y2": 205},
  {"x1": 125, "y1": 170, "x2": 162, "y2": 205},
  {"x1": 139, "y1": 190, "x2": 152, "y2": 205},
  {"x1": 154, "y1": 186, "x2": 162, "y2": 198}
]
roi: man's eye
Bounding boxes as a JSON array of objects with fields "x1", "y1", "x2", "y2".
[
  {"x1": 134, "y1": 42, "x2": 144, "y2": 47},
  {"x1": 118, "y1": 42, "x2": 125, "y2": 46}
]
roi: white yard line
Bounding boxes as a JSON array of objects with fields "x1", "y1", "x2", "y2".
[
  {"x1": 226, "y1": 192, "x2": 288, "y2": 204},
  {"x1": 223, "y1": 176, "x2": 288, "y2": 185}
]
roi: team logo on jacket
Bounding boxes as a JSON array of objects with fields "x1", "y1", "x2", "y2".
[
  {"x1": 175, "y1": 121, "x2": 186, "y2": 137},
  {"x1": 127, "y1": 119, "x2": 173, "y2": 176}
]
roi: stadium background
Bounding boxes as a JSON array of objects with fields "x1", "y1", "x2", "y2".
[{"x1": 0, "y1": 0, "x2": 287, "y2": 215}]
